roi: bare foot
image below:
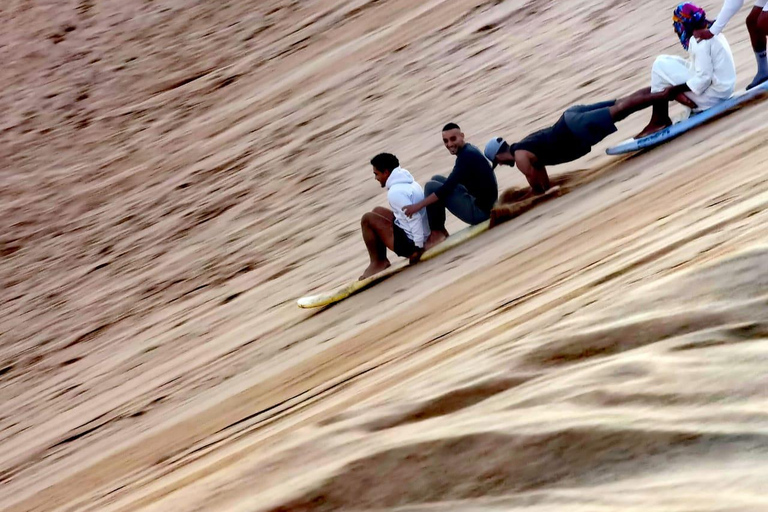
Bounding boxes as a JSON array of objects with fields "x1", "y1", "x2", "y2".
[
  {"x1": 424, "y1": 230, "x2": 448, "y2": 250},
  {"x1": 408, "y1": 248, "x2": 424, "y2": 265},
  {"x1": 635, "y1": 119, "x2": 672, "y2": 139},
  {"x1": 359, "y1": 260, "x2": 390, "y2": 280}
]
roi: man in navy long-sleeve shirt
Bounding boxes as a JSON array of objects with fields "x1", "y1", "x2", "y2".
[{"x1": 403, "y1": 123, "x2": 498, "y2": 248}]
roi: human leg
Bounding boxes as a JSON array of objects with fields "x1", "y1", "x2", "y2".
[
  {"x1": 609, "y1": 87, "x2": 667, "y2": 123},
  {"x1": 392, "y1": 222, "x2": 421, "y2": 263},
  {"x1": 563, "y1": 105, "x2": 618, "y2": 148},
  {"x1": 442, "y1": 184, "x2": 491, "y2": 226},
  {"x1": 565, "y1": 101, "x2": 618, "y2": 114},
  {"x1": 650, "y1": 55, "x2": 690, "y2": 92},
  {"x1": 746, "y1": 4, "x2": 768, "y2": 88},
  {"x1": 633, "y1": 56, "x2": 692, "y2": 137},
  {"x1": 424, "y1": 175, "x2": 449, "y2": 248},
  {"x1": 359, "y1": 207, "x2": 395, "y2": 279}
]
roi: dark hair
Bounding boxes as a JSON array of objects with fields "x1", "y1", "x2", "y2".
[
  {"x1": 499, "y1": 140, "x2": 509, "y2": 154},
  {"x1": 370, "y1": 153, "x2": 399, "y2": 172},
  {"x1": 442, "y1": 122, "x2": 461, "y2": 132}
]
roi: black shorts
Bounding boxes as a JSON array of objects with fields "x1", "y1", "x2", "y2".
[
  {"x1": 563, "y1": 100, "x2": 618, "y2": 147},
  {"x1": 393, "y1": 221, "x2": 418, "y2": 257}
]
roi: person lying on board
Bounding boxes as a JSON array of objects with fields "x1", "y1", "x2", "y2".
[
  {"x1": 359, "y1": 153, "x2": 431, "y2": 280},
  {"x1": 402, "y1": 123, "x2": 498, "y2": 249},
  {"x1": 693, "y1": 0, "x2": 768, "y2": 90},
  {"x1": 483, "y1": 86, "x2": 676, "y2": 197},
  {"x1": 636, "y1": 2, "x2": 736, "y2": 138}
]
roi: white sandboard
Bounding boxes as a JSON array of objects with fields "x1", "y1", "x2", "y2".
[
  {"x1": 607, "y1": 81, "x2": 768, "y2": 155},
  {"x1": 297, "y1": 187, "x2": 562, "y2": 309}
]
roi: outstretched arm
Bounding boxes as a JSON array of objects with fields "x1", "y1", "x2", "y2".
[
  {"x1": 515, "y1": 150, "x2": 550, "y2": 195},
  {"x1": 404, "y1": 158, "x2": 466, "y2": 217},
  {"x1": 709, "y1": 0, "x2": 746, "y2": 36}
]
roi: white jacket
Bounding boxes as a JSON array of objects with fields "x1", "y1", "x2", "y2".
[{"x1": 386, "y1": 167, "x2": 430, "y2": 248}]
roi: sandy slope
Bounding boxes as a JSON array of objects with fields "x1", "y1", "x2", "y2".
[{"x1": 2, "y1": 0, "x2": 768, "y2": 510}]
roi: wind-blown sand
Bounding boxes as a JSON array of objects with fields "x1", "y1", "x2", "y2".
[{"x1": 2, "y1": 0, "x2": 768, "y2": 511}]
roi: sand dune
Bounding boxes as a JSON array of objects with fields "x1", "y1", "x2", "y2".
[{"x1": 2, "y1": 0, "x2": 768, "y2": 511}]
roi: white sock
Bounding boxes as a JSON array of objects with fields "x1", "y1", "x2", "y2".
[{"x1": 756, "y1": 50, "x2": 768, "y2": 76}]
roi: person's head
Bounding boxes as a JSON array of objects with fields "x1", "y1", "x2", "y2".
[
  {"x1": 370, "y1": 152, "x2": 400, "y2": 187},
  {"x1": 673, "y1": 3, "x2": 708, "y2": 50},
  {"x1": 442, "y1": 123, "x2": 466, "y2": 155},
  {"x1": 484, "y1": 137, "x2": 514, "y2": 168}
]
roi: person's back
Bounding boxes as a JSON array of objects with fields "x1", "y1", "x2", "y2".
[{"x1": 386, "y1": 167, "x2": 429, "y2": 248}]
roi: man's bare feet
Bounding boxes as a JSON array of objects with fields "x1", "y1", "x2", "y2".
[
  {"x1": 408, "y1": 248, "x2": 424, "y2": 265},
  {"x1": 359, "y1": 260, "x2": 391, "y2": 280},
  {"x1": 635, "y1": 118, "x2": 672, "y2": 139},
  {"x1": 424, "y1": 230, "x2": 448, "y2": 250}
]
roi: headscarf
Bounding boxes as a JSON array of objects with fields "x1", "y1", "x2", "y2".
[{"x1": 673, "y1": 3, "x2": 707, "y2": 50}]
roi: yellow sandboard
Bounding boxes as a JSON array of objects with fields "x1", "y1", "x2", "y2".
[{"x1": 297, "y1": 186, "x2": 561, "y2": 309}]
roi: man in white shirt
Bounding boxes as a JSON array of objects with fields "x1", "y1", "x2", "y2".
[
  {"x1": 359, "y1": 153, "x2": 430, "y2": 279},
  {"x1": 694, "y1": 0, "x2": 768, "y2": 89},
  {"x1": 637, "y1": 3, "x2": 737, "y2": 138}
]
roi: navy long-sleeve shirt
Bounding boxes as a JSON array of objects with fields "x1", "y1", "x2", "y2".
[{"x1": 434, "y1": 143, "x2": 498, "y2": 213}]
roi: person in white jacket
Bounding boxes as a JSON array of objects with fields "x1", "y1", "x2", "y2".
[
  {"x1": 692, "y1": 0, "x2": 768, "y2": 89},
  {"x1": 359, "y1": 153, "x2": 431, "y2": 279},
  {"x1": 636, "y1": 3, "x2": 737, "y2": 138}
]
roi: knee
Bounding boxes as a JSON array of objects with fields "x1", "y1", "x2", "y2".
[
  {"x1": 372, "y1": 206, "x2": 390, "y2": 216},
  {"x1": 425, "y1": 180, "x2": 442, "y2": 195},
  {"x1": 747, "y1": 9, "x2": 768, "y2": 35},
  {"x1": 747, "y1": 10, "x2": 761, "y2": 32},
  {"x1": 361, "y1": 211, "x2": 375, "y2": 227},
  {"x1": 757, "y1": 13, "x2": 768, "y2": 33},
  {"x1": 651, "y1": 55, "x2": 675, "y2": 76}
]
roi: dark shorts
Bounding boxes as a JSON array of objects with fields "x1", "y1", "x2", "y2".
[
  {"x1": 393, "y1": 221, "x2": 418, "y2": 258},
  {"x1": 563, "y1": 100, "x2": 618, "y2": 147}
]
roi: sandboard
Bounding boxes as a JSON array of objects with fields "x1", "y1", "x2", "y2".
[
  {"x1": 606, "y1": 80, "x2": 768, "y2": 155},
  {"x1": 297, "y1": 186, "x2": 562, "y2": 309}
]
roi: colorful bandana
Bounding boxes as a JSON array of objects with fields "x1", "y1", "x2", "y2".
[{"x1": 673, "y1": 3, "x2": 707, "y2": 50}]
